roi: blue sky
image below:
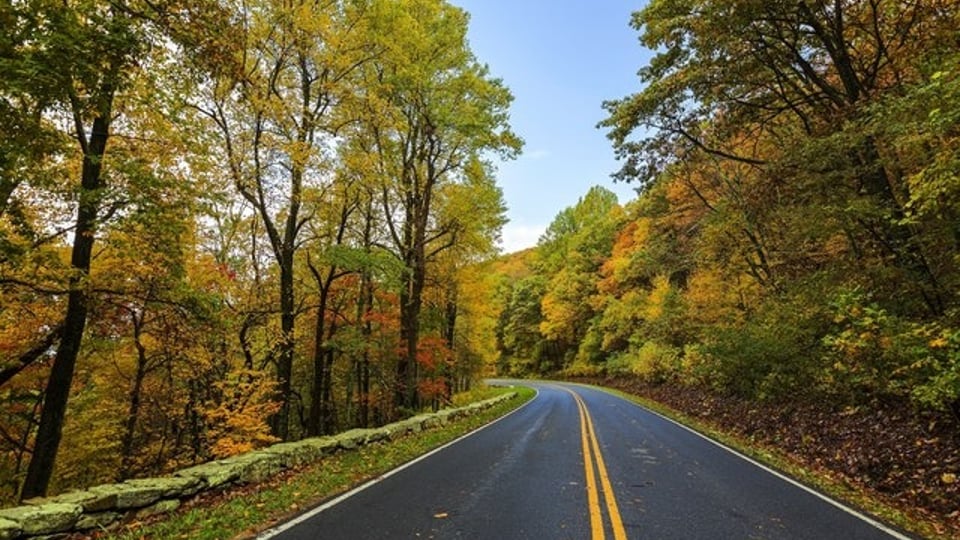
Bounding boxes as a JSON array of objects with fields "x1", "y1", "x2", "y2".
[{"x1": 451, "y1": 1, "x2": 652, "y2": 253}]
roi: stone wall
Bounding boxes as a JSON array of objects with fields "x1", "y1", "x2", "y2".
[{"x1": 0, "y1": 392, "x2": 517, "y2": 539}]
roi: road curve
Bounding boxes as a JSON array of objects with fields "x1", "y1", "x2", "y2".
[{"x1": 260, "y1": 381, "x2": 911, "y2": 540}]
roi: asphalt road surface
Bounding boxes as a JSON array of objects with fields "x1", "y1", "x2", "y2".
[{"x1": 260, "y1": 381, "x2": 912, "y2": 540}]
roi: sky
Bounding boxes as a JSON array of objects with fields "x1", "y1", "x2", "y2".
[{"x1": 451, "y1": 0, "x2": 653, "y2": 253}]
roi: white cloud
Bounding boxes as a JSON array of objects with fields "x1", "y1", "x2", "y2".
[
  {"x1": 498, "y1": 223, "x2": 546, "y2": 254},
  {"x1": 525, "y1": 149, "x2": 549, "y2": 160}
]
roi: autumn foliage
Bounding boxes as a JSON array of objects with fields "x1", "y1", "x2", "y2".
[
  {"x1": 493, "y1": 0, "x2": 960, "y2": 416},
  {"x1": 0, "y1": 0, "x2": 515, "y2": 504}
]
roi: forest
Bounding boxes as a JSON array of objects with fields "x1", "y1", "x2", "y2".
[
  {"x1": 491, "y1": 0, "x2": 960, "y2": 521},
  {"x1": 496, "y1": 0, "x2": 960, "y2": 411},
  {"x1": 0, "y1": 0, "x2": 518, "y2": 504}
]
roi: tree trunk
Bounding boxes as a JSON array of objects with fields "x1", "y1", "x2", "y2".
[
  {"x1": 321, "y1": 340, "x2": 337, "y2": 433},
  {"x1": 442, "y1": 286, "x2": 457, "y2": 403},
  {"x1": 119, "y1": 314, "x2": 148, "y2": 480},
  {"x1": 271, "y1": 253, "x2": 295, "y2": 440},
  {"x1": 356, "y1": 205, "x2": 374, "y2": 428},
  {"x1": 855, "y1": 138, "x2": 945, "y2": 316},
  {"x1": 307, "y1": 287, "x2": 339, "y2": 436},
  {"x1": 307, "y1": 288, "x2": 329, "y2": 437},
  {"x1": 308, "y1": 280, "x2": 330, "y2": 436},
  {"x1": 20, "y1": 110, "x2": 110, "y2": 500},
  {"x1": 397, "y1": 287, "x2": 417, "y2": 412},
  {"x1": 397, "y1": 248, "x2": 425, "y2": 412}
]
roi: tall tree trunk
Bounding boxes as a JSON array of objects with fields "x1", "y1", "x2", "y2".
[
  {"x1": 307, "y1": 191, "x2": 354, "y2": 435},
  {"x1": 307, "y1": 269, "x2": 342, "y2": 437},
  {"x1": 356, "y1": 202, "x2": 374, "y2": 428},
  {"x1": 397, "y1": 287, "x2": 417, "y2": 412},
  {"x1": 395, "y1": 195, "x2": 416, "y2": 412},
  {"x1": 396, "y1": 166, "x2": 434, "y2": 413},
  {"x1": 308, "y1": 282, "x2": 330, "y2": 436},
  {"x1": 321, "y1": 335, "x2": 337, "y2": 432},
  {"x1": 397, "y1": 245, "x2": 425, "y2": 412},
  {"x1": 119, "y1": 313, "x2": 148, "y2": 480},
  {"x1": 271, "y1": 252, "x2": 295, "y2": 440},
  {"x1": 267, "y1": 161, "x2": 302, "y2": 440},
  {"x1": 442, "y1": 285, "x2": 457, "y2": 402},
  {"x1": 20, "y1": 108, "x2": 110, "y2": 500}
]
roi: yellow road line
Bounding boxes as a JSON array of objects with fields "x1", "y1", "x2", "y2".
[
  {"x1": 557, "y1": 385, "x2": 628, "y2": 540},
  {"x1": 575, "y1": 393, "x2": 605, "y2": 539},
  {"x1": 581, "y1": 395, "x2": 628, "y2": 540}
]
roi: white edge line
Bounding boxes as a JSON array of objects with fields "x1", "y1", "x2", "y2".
[
  {"x1": 587, "y1": 384, "x2": 915, "y2": 540},
  {"x1": 257, "y1": 387, "x2": 540, "y2": 539}
]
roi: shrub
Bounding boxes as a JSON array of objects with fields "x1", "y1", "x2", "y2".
[
  {"x1": 820, "y1": 290, "x2": 956, "y2": 406},
  {"x1": 702, "y1": 320, "x2": 820, "y2": 401},
  {"x1": 562, "y1": 361, "x2": 606, "y2": 377},
  {"x1": 910, "y1": 327, "x2": 960, "y2": 413}
]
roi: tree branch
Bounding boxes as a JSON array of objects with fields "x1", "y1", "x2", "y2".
[{"x1": 0, "y1": 324, "x2": 64, "y2": 387}]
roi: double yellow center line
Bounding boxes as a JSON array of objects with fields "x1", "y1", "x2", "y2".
[{"x1": 560, "y1": 386, "x2": 628, "y2": 540}]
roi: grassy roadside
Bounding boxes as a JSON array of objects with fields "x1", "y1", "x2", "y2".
[
  {"x1": 101, "y1": 385, "x2": 536, "y2": 540},
  {"x1": 583, "y1": 382, "x2": 946, "y2": 540}
]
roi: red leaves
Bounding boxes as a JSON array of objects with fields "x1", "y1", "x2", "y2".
[
  {"x1": 418, "y1": 378, "x2": 449, "y2": 401},
  {"x1": 415, "y1": 336, "x2": 453, "y2": 371}
]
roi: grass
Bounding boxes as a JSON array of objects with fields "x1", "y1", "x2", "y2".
[
  {"x1": 106, "y1": 385, "x2": 536, "y2": 540},
  {"x1": 585, "y1": 383, "x2": 947, "y2": 540}
]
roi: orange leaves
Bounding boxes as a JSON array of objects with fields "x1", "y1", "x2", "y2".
[
  {"x1": 412, "y1": 336, "x2": 454, "y2": 402},
  {"x1": 417, "y1": 378, "x2": 449, "y2": 402},
  {"x1": 415, "y1": 336, "x2": 453, "y2": 372},
  {"x1": 598, "y1": 220, "x2": 641, "y2": 296},
  {"x1": 364, "y1": 301, "x2": 400, "y2": 329}
]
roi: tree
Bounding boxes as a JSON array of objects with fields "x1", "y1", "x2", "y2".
[
  {"x1": 360, "y1": 0, "x2": 520, "y2": 410},
  {"x1": 2, "y1": 0, "x2": 260, "y2": 500},
  {"x1": 0, "y1": 0, "x2": 518, "y2": 503},
  {"x1": 303, "y1": 164, "x2": 363, "y2": 436},
  {"x1": 537, "y1": 187, "x2": 622, "y2": 367},
  {"x1": 197, "y1": 0, "x2": 371, "y2": 439},
  {"x1": 16, "y1": 1, "x2": 150, "y2": 500},
  {"x1": 602, "y1": 0, "x2": 958, "y2": 317},
  {"x1": 496, "y1": 275, "x2": 547, "y2": 374},
  {"x1": 424, "y1": 156, "x2": 507, "y2": 400}
]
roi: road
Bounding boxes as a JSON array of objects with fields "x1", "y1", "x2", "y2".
[{"x1": 260, "y1": 382, "x2": 911, "y2": 540}]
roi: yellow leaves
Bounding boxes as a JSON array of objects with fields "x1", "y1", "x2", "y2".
[
  {"x1": 632, "y1": 217, "x2": 652, "y2": 247},
  {"x1": 292, "y1": 2, "x2": 334, "y2": 36},
  {"x1": 643, "y1": 275, "x2": 671, "y2": 321},
  {"x1": 683, "y1": 268, "x2": 755, "y2": 327},
  {"x1": 204, "y1": 369, "x2": 281, "y2": 459},
  {"x1": 539, "y1": 289, "x2": 575, "y2": 342},
  {"x1": 284, "y1": 140, "x2": 316, "y2": 171},
  {"x1": 539, "y1": 268, "x2": 594, "y2": 343},
  {"x1": 929, "y1": 336, "x2": 949, "y2": 349}
]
